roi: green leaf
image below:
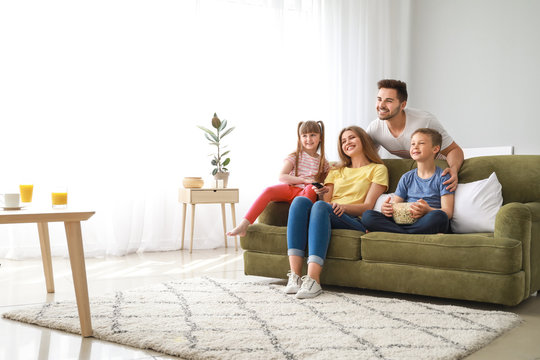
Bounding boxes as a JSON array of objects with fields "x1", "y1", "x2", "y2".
[
  {"x1": 197, "y1": 126, "x2": 219, "y2": 142},
  {"x1": 204, "y1": 133, "x2": 217, "y2": 143},
  {"x1": 212, "y1": 168, "x2": 218, "y2": 176},
  {"x1": 221, "y1": 150, "x2": 230, "y2": 157},
  {"x1": 222, "y1": 158, "x2": 230, "y2": 166},
  {"x1": 220, "y1": 127, "x2": 235, "y2": 139},
  {"x1": 208, "y1": 142, "x2": 219, "y2": 147},
  {"x1": 218, "y1": 119, "x2": 227, "y2": 132},
  {"x1": 197, "y1": 125, "x2": 212, "y2": 133},
  {"x1": 222, "y1": 167, "x2": 228, "y2": 172},
  {"x1": 211, "y1": 159, "x2": 217, "y2": 166}
]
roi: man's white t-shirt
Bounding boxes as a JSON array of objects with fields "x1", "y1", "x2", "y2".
[{"x1": 366, "y1": 108, "x2": 454, "y2": 159}]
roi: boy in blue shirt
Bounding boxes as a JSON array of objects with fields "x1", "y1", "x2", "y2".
[{"x1": 362, "y1": 128, "x2": 454, "y2": 234}]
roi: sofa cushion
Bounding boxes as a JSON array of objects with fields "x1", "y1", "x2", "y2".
[
  {"x1": 451, "y1": 172, "x2": 503, "y2": 233},
  {"x1": 361, "y1": 232, "x2": 522, "y2": 274},
  {"x1": 241, "y1": 223, "x2": 364, "y2": 261}
]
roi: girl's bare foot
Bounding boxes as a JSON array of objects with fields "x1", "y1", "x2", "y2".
[{"x1": 227, "y1": 219, "x2": 250, "y2": 237}]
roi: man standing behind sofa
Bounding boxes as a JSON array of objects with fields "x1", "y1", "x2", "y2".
[{"x1": 366, "y1": 79, "x2": 464, "y2": 192}]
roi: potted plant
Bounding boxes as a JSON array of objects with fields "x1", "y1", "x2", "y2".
[{"x1": 197, "y1": 113, "x2": 235, "y2": 187}]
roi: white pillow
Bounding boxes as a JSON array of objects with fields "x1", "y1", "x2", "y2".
[
  {"x1": 451, "y1": 172, "x2": 503, "y2": 233},
  {"x1": 374, "y1": 193, "x2": 394, "y2": 212}
]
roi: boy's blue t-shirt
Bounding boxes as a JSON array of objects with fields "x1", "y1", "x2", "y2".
[{"x1": 395, "y1": 166, "x2": 453, "y2": 209}]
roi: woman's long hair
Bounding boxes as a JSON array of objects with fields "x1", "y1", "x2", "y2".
[
  {"x1": 336, "y1": 126, "x2": 383, "y2": 168},
  {"x1": 293, "y1": 120, "x2": 327, "y2": 183}
]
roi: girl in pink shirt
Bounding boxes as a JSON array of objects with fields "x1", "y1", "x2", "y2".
[{"x1": 227, "y1": 121, "x2": 329, "y2": 237}]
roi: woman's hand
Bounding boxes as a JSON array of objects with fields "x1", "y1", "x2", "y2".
[
  {"x1": 381, "y1": 196, "x2": 393, "y2": 217},
  {"x1": 332, "y1": 202, "x2": 346, "y2": 217},
  {"x1": 410, "y1": 199, "x2": 431, "y2": 218}
]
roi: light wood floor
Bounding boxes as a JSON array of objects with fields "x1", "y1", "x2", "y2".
[{"x1": 1, "y1": 249, "x2": 539, "y2": 359}]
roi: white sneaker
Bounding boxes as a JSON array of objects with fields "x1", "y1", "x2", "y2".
[
  {"x1": 295, "y1": 275, "x2": 322, "y2": 299},
  {"x1": 284, "y1": 271, "x2": 302, "y2": 294}
]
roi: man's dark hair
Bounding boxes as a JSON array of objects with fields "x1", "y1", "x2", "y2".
[{"x1": 377, "y1": 79, "x2": 408, "y2": 102}]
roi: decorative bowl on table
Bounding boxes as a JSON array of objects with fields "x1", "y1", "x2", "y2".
[
  {"x1": 392, "y1": 202, "x2": 417, "y2": 224},
  {"x1": 183, "y1": 177, "x2": 204, "y2": 189}
]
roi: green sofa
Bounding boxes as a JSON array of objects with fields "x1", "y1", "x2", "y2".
[{"x1": 240, "y1": 155, "x2": 540, "y2": 306}]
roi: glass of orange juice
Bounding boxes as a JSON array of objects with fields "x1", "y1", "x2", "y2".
[
  {"x1": 51, "y1": 187, "x2": 68, "y2": 209},
  {"x1": 19, "y1": 184, "x2": 34, "y2": 204}
]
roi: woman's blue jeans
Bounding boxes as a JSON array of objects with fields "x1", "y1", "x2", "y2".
[
  {"x1": 287, "y1": 197, "x2": 366, "y2": 266},
  {"x1": 361, "y1": 209, "x2": 449, "y2": 234}
]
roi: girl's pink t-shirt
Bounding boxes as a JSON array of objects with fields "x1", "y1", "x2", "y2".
[{"x1": 285, "y1": 151, "x2": 329, "y2": 187}]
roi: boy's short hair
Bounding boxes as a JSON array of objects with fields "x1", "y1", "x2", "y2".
[
  {"x1": 377, "y1": 79, "x2": 408, "y2": 102},
  {"x1": 412, "y1": 128, "x2": 442, "y2": 157}
]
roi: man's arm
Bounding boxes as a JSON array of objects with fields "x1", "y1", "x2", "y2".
[{"x1": 440, "y1": 141, "x2": 464, "y2": 192}]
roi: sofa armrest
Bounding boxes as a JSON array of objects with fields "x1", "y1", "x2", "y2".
[
  {"x1": 494, "y1": 202, "x2": 540, "y2": 299},
  {"x1": 495, "y1": 202, "x2": 535, "y2": 241}
]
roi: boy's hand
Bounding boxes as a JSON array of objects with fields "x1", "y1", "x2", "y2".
[
  {"x1": 442, "y1": 167, "x2": 458, "y2": 192},
  {"x1": 381, "y1": 196, "x2": 393, "y2": 217},
  {"x1": 410, "y1": 199, "x2": 431, "y2": 218}
]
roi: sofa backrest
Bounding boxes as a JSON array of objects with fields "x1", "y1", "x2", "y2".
[
  {"x1": 383, "y1": 155, "x2": 540, "y2": 205},
  {"x1": 259, "y1": 155, "x2": 540, "y2": 227}
]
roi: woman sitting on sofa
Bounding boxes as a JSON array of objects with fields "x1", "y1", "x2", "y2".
[{"x1": 286, "y1": 126, "x2": 388, "y2": 299}]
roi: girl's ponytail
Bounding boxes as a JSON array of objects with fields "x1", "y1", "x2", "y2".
[
  {"x1": 315, "y1": 120, "x2": 327, "y2": 183},
  {"x1": 294, "y1": 121, "x2": 304, "y2": 177}
]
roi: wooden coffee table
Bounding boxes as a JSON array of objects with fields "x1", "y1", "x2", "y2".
[{"x1": 0, "y1": 209, "x2": 95, "y2": 337}]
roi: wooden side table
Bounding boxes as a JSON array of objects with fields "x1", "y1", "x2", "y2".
[
  {"x1": 179, "y1": 188, "x2": 239, "y2": 253},
  {"x1": 0, "y1": 209, "x2": 95, "y2": 337}
]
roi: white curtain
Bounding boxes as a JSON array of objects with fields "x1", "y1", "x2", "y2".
[{"x1": 0, "y1": 0, "x2": 410, "y2": 259}]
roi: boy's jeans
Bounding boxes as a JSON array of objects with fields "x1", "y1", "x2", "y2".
[
  {"x1": 287, "y1": 197, "x2": 366, "y2": 266},
  {"x1": 361, "y1": 209, "x2": 449, "y2": 234}
]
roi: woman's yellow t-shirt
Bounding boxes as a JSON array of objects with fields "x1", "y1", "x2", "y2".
[{"x1": 324, "y1": 163, "x2": 388, "y2": 204}]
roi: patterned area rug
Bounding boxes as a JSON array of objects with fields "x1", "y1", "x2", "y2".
[{"x1": 3, "y1": 277, "x2": 520, "y2": 360}]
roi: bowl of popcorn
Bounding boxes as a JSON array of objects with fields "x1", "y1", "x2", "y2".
[{"x1": 392, "y1": 202, "x2": 417, "y2": 224}]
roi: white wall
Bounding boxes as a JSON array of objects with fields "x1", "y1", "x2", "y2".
[{"x1": 408, "y1": 0, "x2": 540, "y2": 155}]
